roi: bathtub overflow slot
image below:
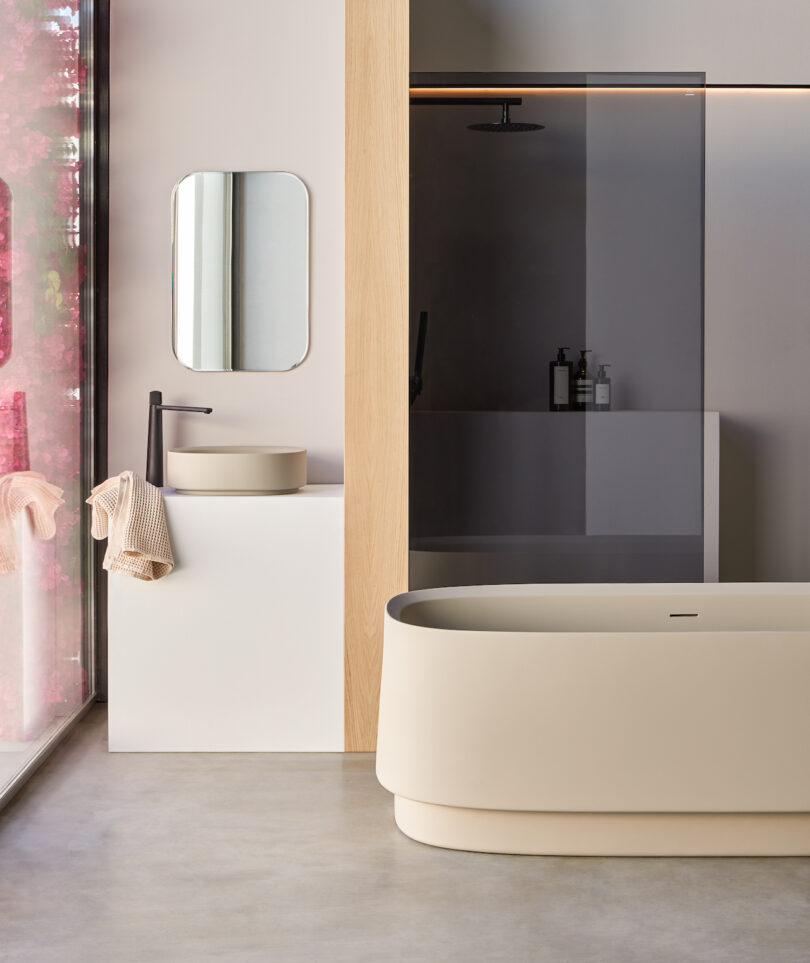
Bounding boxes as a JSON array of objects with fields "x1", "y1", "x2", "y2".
[{"x1": 669, "y1": 613, "x2": 699, "y2": 618}]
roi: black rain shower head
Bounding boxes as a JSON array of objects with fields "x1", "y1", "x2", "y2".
[{"x1": 468, "y1": 102, "x2": 545, "y2": 133}]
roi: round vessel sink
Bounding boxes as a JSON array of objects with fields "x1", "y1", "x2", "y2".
[{"x1": 167, "y1": 446, "x2": 307, "y2": 495}]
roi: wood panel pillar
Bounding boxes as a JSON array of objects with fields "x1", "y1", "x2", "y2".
[{"x1": 344, "y1": 0, "x2": 409, "y2": 750}]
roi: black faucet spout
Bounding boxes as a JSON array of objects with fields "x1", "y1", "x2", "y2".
[{"x1": 146, "y1": 390, "x2": 213, "y2": 487}]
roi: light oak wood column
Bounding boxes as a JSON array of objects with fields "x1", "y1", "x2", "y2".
[{"x1": 344, "y1": 0, "x2": 409, "y2": 750}]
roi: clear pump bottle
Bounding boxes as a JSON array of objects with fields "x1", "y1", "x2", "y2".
[{"x1": 595, "y1": 363, "x2": 612, "y2": 411}]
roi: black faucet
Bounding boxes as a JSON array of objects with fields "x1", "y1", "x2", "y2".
[{"x1": 146, "y1": 390, "x2": 213, "y2": 487}]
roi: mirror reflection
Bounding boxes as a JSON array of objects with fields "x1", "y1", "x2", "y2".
[{"x1": 172, "y1": 171, "x2": 309, "y2": 372}]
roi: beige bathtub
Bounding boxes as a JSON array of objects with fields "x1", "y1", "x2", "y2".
[{"x1": 376, "y1": 583, "x2": 810, "y2": 855}]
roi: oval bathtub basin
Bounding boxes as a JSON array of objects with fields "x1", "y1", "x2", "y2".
[
  {"x1": 166, "y1": 445, "x2": 306, "y2": 495},
  {"x1": 376, "y1": 582, "x2": 810, "y2": 856}
]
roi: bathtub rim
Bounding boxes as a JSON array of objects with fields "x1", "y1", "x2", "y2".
[{"x1": 386, "y1": 581, "x2": 810, "y2": 625}]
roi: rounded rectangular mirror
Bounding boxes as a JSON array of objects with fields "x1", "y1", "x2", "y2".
[{"x1": 172, "y1": 171, "x2": 309, "y2": 371}]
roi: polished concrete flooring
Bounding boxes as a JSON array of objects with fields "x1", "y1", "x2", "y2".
[
  {"x1": 2, "y1": 707, "x2": 810, "y2": 963},
  {"x1": 0, "y1": 718, "x2": 68, "y2": 791}
]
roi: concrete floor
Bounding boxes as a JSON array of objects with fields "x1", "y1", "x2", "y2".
[
  {"x1": 1, "y1": 708, "x2": 810, "y2": 962},
  {"x1": 0, "y1": 718, "x2": 69, "y2": 791}
]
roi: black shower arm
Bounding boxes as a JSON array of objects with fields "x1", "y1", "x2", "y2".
[{"x1": 409, "y1": 96, "x2": 522, "y2": 107}]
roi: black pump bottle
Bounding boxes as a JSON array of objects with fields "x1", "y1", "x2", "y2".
[
  {"x1": 549, "y1": 347, "x2": 572, "y2": 411},
  {"x1": 572, "y1": 350, "x2": 593, "y2": 411}
]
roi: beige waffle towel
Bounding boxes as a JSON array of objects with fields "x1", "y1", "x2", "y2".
[
  {"x1": 87, "y1": 471, "x2": 174, "y2": 580},
  {"x1": 0, "y1": 471, "x2": 64, "y2": 574}
]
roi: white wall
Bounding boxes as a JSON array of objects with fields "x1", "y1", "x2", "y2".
[
  {"x1": 109, "y1": 0, "x2": 344, "y2": 483},
  {"x1": 412, "y1": 0, "x2": 810, "y2": 581}
]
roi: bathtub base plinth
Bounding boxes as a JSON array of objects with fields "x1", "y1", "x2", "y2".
[{"x1": 394, "y1": 797, "x2": 810, "y2": 856}]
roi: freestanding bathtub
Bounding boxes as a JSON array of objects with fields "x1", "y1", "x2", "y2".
[{"x1": 376, "y1": 583, "x2": 810, "y2": 856}]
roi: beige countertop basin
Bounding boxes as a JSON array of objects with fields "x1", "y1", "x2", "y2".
[{"x1": 167, "y1": 445, "x2": 307, "y2": 494}]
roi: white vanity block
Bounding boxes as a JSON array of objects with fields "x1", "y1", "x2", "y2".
[{"x1": 108, "y1": 485, "x2": 344, "y2": 752}]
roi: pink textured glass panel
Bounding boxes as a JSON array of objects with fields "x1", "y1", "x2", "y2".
[
  {"x1": 0, "y1": 0, "x2": 84, "y2": 756},
  {"x1": 0, "y1": 178, "x2": 10, "y2": 367}
]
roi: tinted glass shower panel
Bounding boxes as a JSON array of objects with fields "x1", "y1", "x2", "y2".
[{"x1": 409, "y1": 73, "x2": 705, "y2": 589}]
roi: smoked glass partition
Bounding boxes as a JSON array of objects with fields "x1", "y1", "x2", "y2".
[{"x1": 409, "y1": 73, "x2": 706, "y2": 588}]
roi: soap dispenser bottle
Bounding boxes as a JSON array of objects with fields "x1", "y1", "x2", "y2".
[
  {"x1": 549, "y1": 347, "x2": 572, "y2": 411},
  {"x1": 595, "y1": 364, "x2": 612, "y2": 411},
  {"x1": 573, "y1": 350, "x2": 593, "y2": 411}
]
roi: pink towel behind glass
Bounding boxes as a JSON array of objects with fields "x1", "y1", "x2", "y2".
[{"x1": 0, "y1": 470, "x2": 64, "y2": 574}]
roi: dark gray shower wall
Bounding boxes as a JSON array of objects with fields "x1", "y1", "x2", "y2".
[
  {"x1": 410, "y1": 411, "x2": 586, "y2": 539},
  {"x1": 409, "y1": 91, "x2": 589, "y2": 546},
  {"x1": 410, "y1": 93, "x2": 587, "y2": 413}
]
